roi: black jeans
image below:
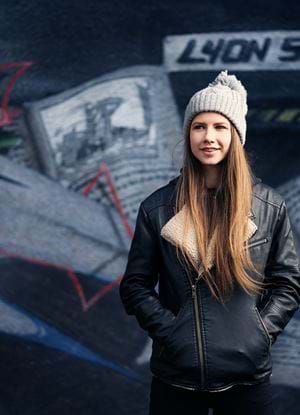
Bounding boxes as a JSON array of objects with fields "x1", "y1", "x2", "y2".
[{"x1": 149, "y1": 375, "x2": 276, "y2": 415}]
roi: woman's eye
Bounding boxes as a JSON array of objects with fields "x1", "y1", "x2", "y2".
[{"x1": 193, "y1": 125, "x2": 226, "y2": 130}]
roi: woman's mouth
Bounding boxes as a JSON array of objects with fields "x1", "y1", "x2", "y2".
[{"x1": 201, "y1": 148, "x2": 219, "y2": 155}]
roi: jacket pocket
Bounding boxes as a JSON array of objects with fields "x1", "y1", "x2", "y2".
[
  {"x1": 157, "y1": 301, "x2": 197, "y2": 371},
  {"x1": 254, "y1": 306, "x2": 272, "y2": 347},
  {"x1": 158, "y1": 304, "x2": 186, "y2": 357}
]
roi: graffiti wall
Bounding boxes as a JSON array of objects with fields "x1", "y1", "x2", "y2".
[{"x1": 0, "y1": 1, "x2": 300, "y2": 414}]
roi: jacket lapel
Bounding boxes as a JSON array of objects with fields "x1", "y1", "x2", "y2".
[{"x1": 161, "y1": 203, "x2": 257, "y2": 275}]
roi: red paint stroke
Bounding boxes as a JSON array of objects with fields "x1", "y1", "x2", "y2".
[
  {"x1": 0, "y1": 61, "x2": 33, "y2": 126},
  {"x1": 0, "y1": 246, "x2": 124, "y2": 312},
  {"x1": 67, "y1": 269, "x2": 123, "y2": 311},
  {"x1": 82, "y1": 161, "x2": 134, "y2": 239}
]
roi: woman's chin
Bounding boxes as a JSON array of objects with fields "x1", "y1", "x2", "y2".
[{"x1": 198, "y1": 158, "x2": 223, "y2": 165}]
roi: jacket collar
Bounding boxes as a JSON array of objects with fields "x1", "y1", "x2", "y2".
[{"x1": 162, "y1": 174, "x2": 260, "y2": 275}]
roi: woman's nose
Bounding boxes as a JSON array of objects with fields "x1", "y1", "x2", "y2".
[{"x1": 203, "y1": 127, "x2": 216, "y2": 142}]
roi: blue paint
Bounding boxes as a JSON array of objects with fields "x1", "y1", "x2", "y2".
[{"x1": 0, "y1": 299, "x2": 142, "y2": 383}]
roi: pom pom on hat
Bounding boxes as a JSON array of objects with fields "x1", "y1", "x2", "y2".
[{"x1": 209, "y1": 70, "x2": 247, "y2": 100}]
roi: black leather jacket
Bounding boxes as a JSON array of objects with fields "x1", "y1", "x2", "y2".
[{"x1": 119, "y1": 174, "x2": 300, "y2": 392}]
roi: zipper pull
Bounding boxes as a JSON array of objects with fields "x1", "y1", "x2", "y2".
[
  {"x1": 195, "y1": 274, "x2": 202, "y2": 283},
  {"x1": 192, "y1": 284, "x2": 196, "y2": 298}
]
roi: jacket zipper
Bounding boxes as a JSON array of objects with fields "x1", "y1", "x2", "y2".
[
  {"x1": 182, "y1": 266, "x2": 205, "y2": 389},
  {"x1": 247, "y1": 237, "x2": 269, "y2": 249}
]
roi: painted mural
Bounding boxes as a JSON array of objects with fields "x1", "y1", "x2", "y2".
[{"x1": 0, "y1": 1, "x2": 300, "y2": 414}]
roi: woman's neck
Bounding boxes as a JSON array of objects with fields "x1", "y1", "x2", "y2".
[{"x1": 203, "y1": 165, "x2": 220, "y2": 189}]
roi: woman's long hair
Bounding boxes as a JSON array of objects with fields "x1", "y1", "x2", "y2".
[{"x1": 174, "y1": 122, "x2": 267, "y2": 304}]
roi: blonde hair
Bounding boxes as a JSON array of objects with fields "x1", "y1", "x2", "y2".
[{"x1": 174, "y1": 123, "x2": 268, "y2": 304}]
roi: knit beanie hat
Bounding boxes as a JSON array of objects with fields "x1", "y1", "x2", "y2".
[{"x1": 182, "y1": 70, "x2": 248, "y2": 146}]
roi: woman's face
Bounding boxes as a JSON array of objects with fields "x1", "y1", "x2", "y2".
[{"x1": 189, "y1": 112, "x2": 232, "y2": 166}]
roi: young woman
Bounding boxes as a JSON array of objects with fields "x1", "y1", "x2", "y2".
[{"x1": 119, "y1": 70, "x2": 300, "y2": 415}]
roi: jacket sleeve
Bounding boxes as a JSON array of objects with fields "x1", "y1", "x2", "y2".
[
  {"x1": 119, "y1": 202, "x2": 176, "y2": 343},
  {"x1": 261, "y1": 199, "x2": 300, "y2": 345}
]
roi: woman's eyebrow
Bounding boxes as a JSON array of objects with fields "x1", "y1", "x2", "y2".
[{"x1": 191, "y1": 121, "x2": 229, "y2": 126}]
